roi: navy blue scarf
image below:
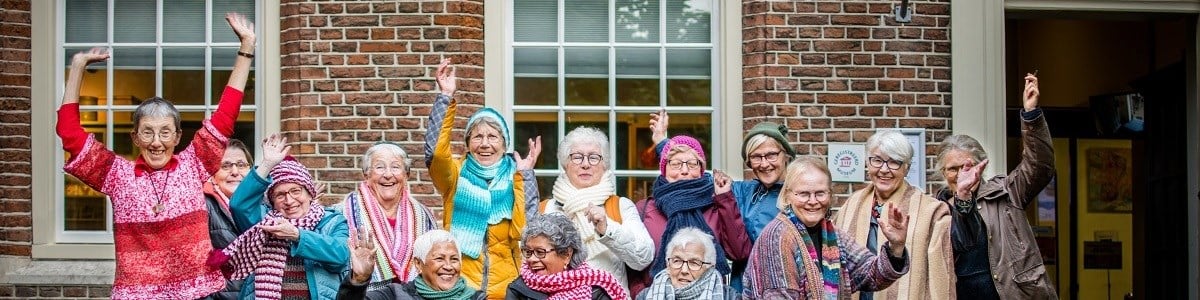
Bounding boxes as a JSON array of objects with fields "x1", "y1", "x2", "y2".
[{"x1": 650, "y1": 173, "x2": 729, "y2": 275}]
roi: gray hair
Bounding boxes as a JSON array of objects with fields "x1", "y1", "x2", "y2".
[
  {"x1": 522, "y1": 212, "x2": 585, "y2": 269},
  {"x1": 779, "y1": 156, "x2": 832, "y2": 210},
  {"x1": 866, "y1": 130, "x2": 913, "y2": 165},
  {"x1": 132, "y1": 97, "x2": 181, "y2": 130},
  {"x1": 933, "y1": 134, "x2": 989, "y2": 180},
  {"x1": 557, "y1": 126, "x2": 610, "y2": 169},
  {"x1": 465, "y1": 117, "x2": 506, "y2": 147},
  {"x1": 665, "y1": 227, "x2": 717, "y2": 264},
  {"x1": 412, "y1": 230, "x2": 457, "y2": 263},
  {"x1": 361, "y1": 142, "x2": 412, "y2": 174}
]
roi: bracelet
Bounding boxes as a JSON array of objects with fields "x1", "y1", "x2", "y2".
[{"x1": 237, "y1": 51, "x2": 254, "y2": 59}]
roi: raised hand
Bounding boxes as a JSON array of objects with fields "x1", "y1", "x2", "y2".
[
  {"x1": 584, "y1": 206, "x2": 609, "y2": 236},
  {"x1": 349, "y1": 228, "x2": 377, "y2": 285},
  {"x1": 713, "y1": 169, "x2": 732, "y2": 195},
  {"x1": 1023, "y1": 72, "x2": 1039, "y2": 111},
  {"x1": 436, "y1": 58, "x2": 457, "y2": 97},
  {"x1": 649, "y1": 109, "x2": 669, "y2": 145},
  {"x1": 259, "y1": 217, "x2": 300, "y2": 241},
  {"x1": 881, "y1": 205, "x2": 909, "y2": 257},
  {"x1": 225, "y1": 12, "x2": 256, "y2": 47},
  {"x1": 955, "y1": 159, "x2": 989, "y2": 200},
  {"x1": 514, "y1": 136, "x2": 542, "y2": 170},
  {"x1": 261, "y1": 133, "x2": 291, "y2": 167},
  {"x1": 71, "y1": 47, "x2": 110, "y2": 67}
]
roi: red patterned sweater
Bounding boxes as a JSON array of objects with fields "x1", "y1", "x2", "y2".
[{"x1": 57, "y1": 87, "x2": 244, "y2": 299}]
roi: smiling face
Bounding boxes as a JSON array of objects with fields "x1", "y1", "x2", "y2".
[
  {"x1": 667, "y1": 242, "x2": 710, "y2": 289},
  {"x1": 522, "y1": 235, "x2": 570, "y2": 275},
  {"x1": 867, "y1": 149, "x2": 910, "y2": 199},
  {"x1": 564, "y1": 143, "x2": 605, "y2": 189},
  {"x1": 747, "y1": 140, "x2": 788, "y2": 186},
  {"x1": 132, "y1": 116, "x2": 181, "y2": 170},
  {"x1": 270, "y1": 182, "x2": 312, "y2": 219},
  {"x1": 364, "y1": 151, "x2": 408, "y2": 203},
  {"x1": 787, "y1": 170, "x2": 832, "y2": 228},
  {"x1": 467, "y1": 122, "x2": 506, "y2": 167},
  {"x1": 664, "y1": 149, "x2": 703, "y2": 183},
  {"x1": 212, "y1": 148, "x2": 249, "y2": 196},
  {"x1": 415, "y1": 241, "x2": 461, "y2": 291}
]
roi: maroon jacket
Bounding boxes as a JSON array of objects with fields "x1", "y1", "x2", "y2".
[{"x1": 629, "y1": 191, "x2": 753, "y2": 296}]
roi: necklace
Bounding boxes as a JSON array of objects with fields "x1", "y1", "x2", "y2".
[{"x1": 149, "y1": 168, "x2": 173, "y2": 214}]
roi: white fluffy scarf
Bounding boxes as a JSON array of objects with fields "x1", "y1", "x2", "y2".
[{"x1": 550, "y1": 171, "x2": 615, "y2": 260}]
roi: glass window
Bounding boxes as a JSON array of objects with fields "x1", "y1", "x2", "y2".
[
  {"x1": 511, "y1": 0, "x2": 716, "y2": 200},
  {"x1": 58, "y1": 0, "x2": 259, "y2": 243}
]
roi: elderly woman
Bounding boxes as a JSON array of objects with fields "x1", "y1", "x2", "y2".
[
  {"x1": 205, "y1": 138, "x2": 252, "y2": 297},
  {"x1": 538, "y1": 126, "x2": 653, "y2": 291},
  {"x1": 934, "y1": 73, "x2": 1056, "y2": 299},
  {"x1": 338, "y1": 230, "x2": 485, "y2": 300},
  {"x1": 637, "y1": 227, "x2": 735, "y2": 300},
  {"x1": 745, "y1": 157, "x2": 910, "y2": 299},
  {"x1": 832, "y1": 129, "x2": 954, "y2": 300},
  {"x1": 648, "y1": 111, "x2": 795, "y2": 292},
  {"x1": 632, "y1": 134, "x2": 753, "y2": 295},
  {"x1": 214, "y1": 134, "x2": 350, "y2": 299},
  {"x1": 505, "y1": 213, "x2": 628, "y2": 300},
  {"x1": 337, "y1": 142, "x2": 439, "y2": 288},
  {"x1": 425, "y1": 59, "x2": 542, "y2": 298},
  {"x1": 53, "y1": 13, "x2": 254, "y2": 298}
]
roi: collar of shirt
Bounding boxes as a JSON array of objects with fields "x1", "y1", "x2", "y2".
[{"x1": 134, "y1": 155, "x2": 180, "y2": 176}]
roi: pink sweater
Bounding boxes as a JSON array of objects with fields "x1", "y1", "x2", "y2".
[{"x1": 58, "y1": 87, "x2": 243, "y2": 299}]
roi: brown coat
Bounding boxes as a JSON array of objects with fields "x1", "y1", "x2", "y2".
[{"x1": 953, "y1": 113, "x2": 1058, "y2": 299}]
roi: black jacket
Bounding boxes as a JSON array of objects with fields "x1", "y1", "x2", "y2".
[
  {"x1": 205, "y1": 192, "x2": 242, "y2": 298},
  {"x1": 504, "y1": 278, "x2": 613, "y2": 300}
]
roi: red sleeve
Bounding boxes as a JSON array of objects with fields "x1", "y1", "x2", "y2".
[
  {"x1": 210, "y1": 86, "x2": 244, "y2": 137},
  {"x1": 713, "y1": 191, "x2": 753, "y2": 261},
  {"x1": 56, "y1": 103, "x2": 88, "y2": 156}
]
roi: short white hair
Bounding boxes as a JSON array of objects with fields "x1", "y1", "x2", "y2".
[
  {"x1": 361, "y1": 142, "x2": 412, "y2": 174},
  {"x1": 665, "y1": 227, "x2": 716, "y2": 264},
  {"x1": 866, "y1": 130, "x2": 913, "y2": 165},
  {"x1": 412, "y1": 230, "x2": 457, "y2": 263},
  {"x1": 557, "y1": 127, "x2": 610, "y2": 169}
]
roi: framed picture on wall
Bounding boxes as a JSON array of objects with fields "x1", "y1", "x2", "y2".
[
  {"x1": 1037, "y1": 176, "x2": 1057, "y2": 227},
  {"x1": 1077, "y1": 139, "x2": 1133, "y2": 213}
]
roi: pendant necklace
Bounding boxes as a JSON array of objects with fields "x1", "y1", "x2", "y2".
[{"x1": 150, "y1": 168, "x2": 173, "y2": 214}]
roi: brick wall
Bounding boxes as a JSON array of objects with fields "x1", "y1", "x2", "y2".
[
  {"x1": 741, "y1": 0, "x2": 952, "y2": 204},
  {"x1": 279, "y1": 0, "x2": 485, "y2": 212},
  {"x1": 0, "y1": 285, "x2": 110, "y2": 299},
  {"x1": 0, "y1": 0, "x2": 33, "y2": 257}
]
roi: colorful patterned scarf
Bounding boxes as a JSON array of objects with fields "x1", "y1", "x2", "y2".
[
  {"x1": 785, "y1": 207, "x2": 842, "y2": 300},
  {"x1": 518, "y1": 264, "x2": 628, "y2": 300},
  {"x1": 450, "y1": 110, "x2": 517, "y2": 259},
  {"x1": 414, "y1": 277, "x2": 477, "y2": 300},
  {"x1": 650, "y1": 173, "x2": 728, "y2": 276},
  {"x1": 218, "y1": 201, "x2": 324, "y2": 300},
  {"x1": 344, "y1": 182, "x2": 437, "y2": 283},
  {"x1": 645, "y1": 267, "x2": 726, "y2": 300}
]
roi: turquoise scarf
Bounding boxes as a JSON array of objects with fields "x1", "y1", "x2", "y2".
[
  {"x1": 449, "y1": 108, "x2": 517, "y2": 258},
  {"x1": 414, "y1": 277, "x2": 476, "y2": 300}
]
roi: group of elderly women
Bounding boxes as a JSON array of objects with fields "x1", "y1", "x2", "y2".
[{"x1": 55, "y1": 14, "x2": 1056, "y2": 299}]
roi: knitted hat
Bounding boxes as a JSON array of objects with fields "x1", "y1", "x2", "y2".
[
  {"x1": 264, "y1": 156, "x2": 318, "y2": 207},
  {"x1": 659, "y1": 135, "x2": 707, "y2": 175},
  {"x1": 465, "y1": 107, "x2": 513, "y2": 151},
  {"x1": 742, "y1": 121, "x2": 796, "y2": 163}
]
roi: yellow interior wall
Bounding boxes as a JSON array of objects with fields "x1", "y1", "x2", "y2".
[{"x1": 1075, "y1": 139, "x2": 1134, "y2": 300}]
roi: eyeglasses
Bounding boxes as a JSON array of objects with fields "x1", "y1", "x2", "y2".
[
  {"x1": 371, "y1": 164, "x2": 405, "y2": 175},
  {"x1": 748, "y1": 151, "x2": 782, "y2": 164},
  {"x1": 667, "y1": 159, "x2": 701, "y2": 171},
  {"x1": 135, "y1": 129, "x2": 179, "y2": 143},
  {"x1": 470, "y1": 134, "x2": 502, "y2": 144},
  {"x1": 568, "y1": 153, "x2": 603, "y2": 166},
  {"x1": 943, "y1": 165, "x2": 963, "y2": 176},
  {"x1": 868, "y1": 156, "x2": 905, "y2": 170},
  {"x1": 667, "y1": 258, "x2": 711, "y2": 271},
  {"x1": 520, "y1": 248, "x2": 558, "y2": 259},
  {"x1": 788, "y1": 189, "x2": 829, "y2": 202},
  {"x1": 220, "y1": 161, "x2": 250, "y2": 171},
  {"x1": 272, "y1": 187, "x2": 308, "y2": 202}
]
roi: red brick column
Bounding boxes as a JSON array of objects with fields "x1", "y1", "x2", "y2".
[{"x1": 0, "y1": 0, "x2": 33, "y2": 257}]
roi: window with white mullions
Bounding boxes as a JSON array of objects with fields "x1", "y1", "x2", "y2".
[
  {"x1": 56, "y1": 0, "x2": 260, "y2": 243},
  {"x1": 510, "y1": 0, "x2": 717, "y2": 201}
]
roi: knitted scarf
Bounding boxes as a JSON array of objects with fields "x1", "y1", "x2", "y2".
[
  {"x1": 551, "y1": 171, "x2": 615, "y2": 260},
  {"x1": 518, "y1": 264, "x2": 628, "y2": 300},
  {"x1": 645, "y1": 267, "x2": 726, "y2": 300},
  {"x1": 344, "y1": 182, "x2": 436, "y2": 283},
  {"x1": 203, "y1": 180, "x2": 232, "y2": 215},
  {"x1": 414, "y1": 277, "x2": 477, "y2": 300},
  {"x1": 650, "y1": 173, "x2": 728, "y2": 276},
  {"x1": 785, "y1": 207, "x2": 842, "y2": 300},
  {"x1": 450, "y1": 154, "x2": 516, "y2": 259},
  {"x1": 219, "y1": 201, "x2": 325, "y2": 300}
]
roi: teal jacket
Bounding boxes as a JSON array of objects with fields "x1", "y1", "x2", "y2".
[{"x1": 229, "y1": 170, "x2": 350, "y2": 300}]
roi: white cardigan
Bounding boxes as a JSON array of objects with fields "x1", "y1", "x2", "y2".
[{"x1": 542, "y1": 196, "x2": 655, "y2": 293}]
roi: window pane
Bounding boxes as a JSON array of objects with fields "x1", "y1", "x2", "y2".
[
  {"x1": 641, "y1": 112, "x2": 712, "y2": 166},
  {"x1": 616, "y1": 176, "x2": 657, "y2": 202},
  {"x1": 614, "y1": 112, "x2": 659, "y2": 171},
  {"x1": 666, "y1": 0, "x2": 712, "y2": 43},
  {"x1": 666, "y1": 49, "x2": 711, "y2": 106},
  {"x1": 64, "y1": 176, "x2": 107, "y2": 231},
  {"x1": 565, "y1": 113, "x2": 609, "y2": 136},
  {"x1": 565, "y1": 48, "x2": 607, "y2": 106},
  {"x1": 564, "y1": 0, "x2": 609, "y2": 43},
  {"x1": 514, "y1": 0, "x2": 557, "y2": 43},
  {"x1": 213, "y1": 0, "x2": 256, "y2": 43},
  {"x1": 111, "y1": 48, "x2": 157, "y2": 109},
  {"x1": 212, "y1": 48, "x2": 256, "y2": 105},
  {"x1": 514, "y1": 47, "x2": 558, "y2": 106},
  {"x1": 65, "y1": 0, "x2": 108, "y2": 43},
  {"x1": 616, "y1": 0, "x2": 659, "y2": 43},
  {"x1": 616, "y1": 48, "x2": 659, "y2": 106},
  {"x1": 513, "y1": 112, "x2": 560, "y2": 170},
  {"x1": 164, "y1": 0, "x2": 205, "y2": 43},
  {"x1": 164, "y1": 48, "x2": 205, "y2": 105},
  {"x1": 113, "y1": 0, "x2": 156, "y2": 43}
]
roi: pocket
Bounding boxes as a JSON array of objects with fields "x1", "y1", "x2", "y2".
[{"x1": 1013, "y1": 262, "x2": 1046, "y2": 284}]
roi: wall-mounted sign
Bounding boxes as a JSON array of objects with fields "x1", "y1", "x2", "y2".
[{"x1": 829, "y1": 143, "x2": 865, "y2": 182}]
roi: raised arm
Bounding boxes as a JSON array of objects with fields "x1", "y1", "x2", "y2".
[
  {"x1": 230, "y1": 133, "x2": 289, "y2": 231},
  {"x1": 57, "y1": 48, "x2": 110, "y2": 157},
  {"x1": 1004, "y1": 73, "x2": 1055, "y2": 207},
  {"x1": 425, "y1": 59, "x2": 461, "y2": 196},
  {"x1": 514, "y1": 136, "x2": 543, "y2": 220}
]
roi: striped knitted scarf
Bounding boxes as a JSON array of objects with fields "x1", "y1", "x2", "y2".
[
  {"x1": 220, "y1": 202, "x2": 324, "y2": 300},
  {"x1": 651, "y1": 173, "x2": 727, "y2": 276},
  {"x1": 344, "y1": 182, "x2": 436, "y2": 283},
  {"x1": 646, "y1": 267, "x2": 726, "y2": 300},
  {"x1": 518, "y1": 264, "x2": 628, "y2": 300},
  {"x1": 784, "y1": 208, "x2": 842, "y2": 300},
  {"x1": 450, "y1": 154, "x2": 516, "y2": 259}
]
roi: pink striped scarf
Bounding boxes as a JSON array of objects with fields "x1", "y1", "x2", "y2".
[
  {"x1": 519, "y1": 264, "x2": 629, "y2": 300},
  {"x1": 221, "y1": 201, "x2": 324, "y2": 300},
  {"x1": 344, "y1": 182, "x2": 435, "y2": 282}
]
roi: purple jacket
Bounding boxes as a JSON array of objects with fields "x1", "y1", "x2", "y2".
[{"x1": 629, "y1": 191, "x2": 753, "y2": 295}]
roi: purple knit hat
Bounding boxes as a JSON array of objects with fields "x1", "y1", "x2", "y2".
[
  {"x1": 659, "y1": 135, "x2": 707, "y2": 175},
  {"x1": 264, "y1": 156, "x2": 318, "y2": 207}
]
